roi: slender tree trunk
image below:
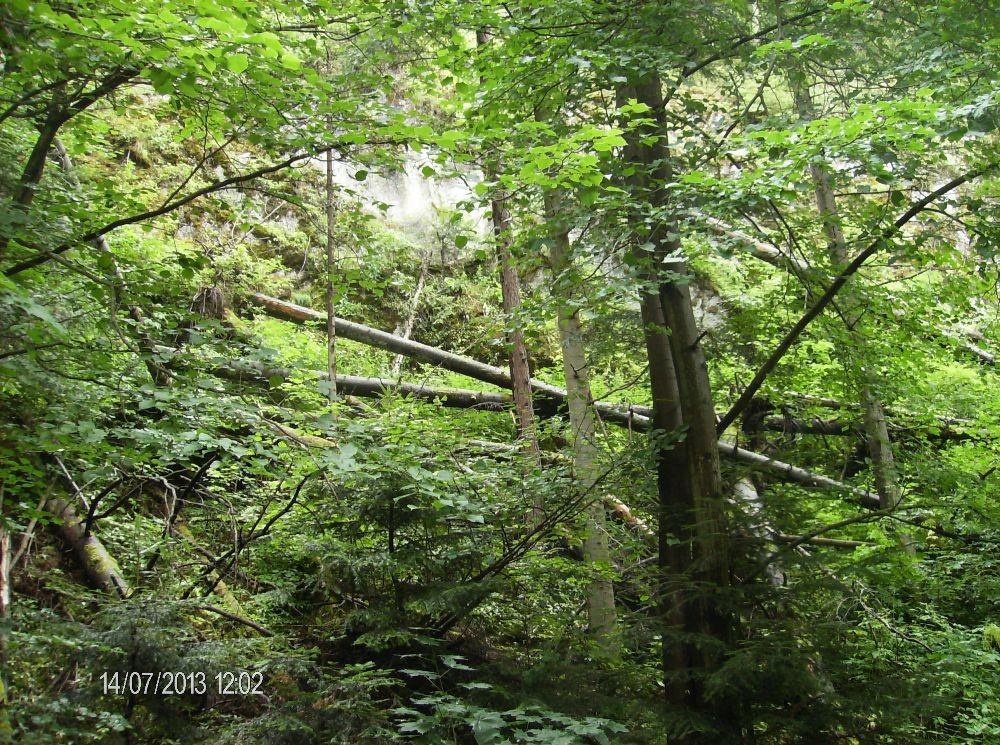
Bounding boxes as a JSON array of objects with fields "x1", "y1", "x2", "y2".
[
  {"x1": 53, "y1": 140, "x2": 172, "y2": 386},
  {"x1": 477, "y1": 30, "x2": 541, "y2": 475},
  {"x1": 544, "y1": 192, "x2": 618, "y2": 654},
  {"x1": 492, "y1": 190, "x2": 541, "y2": 463},
  {"x1": 0, "y1": 111, "x2": 63, "y2": 259},
  {"x1": 325, "y1": 148, "x2": 338, "y2": 401},
  {"x1": 1, "y1": 69, "x2": 135, "y2": 260},
  {"x1": 391, "y1": 256, "x2": 428, "y2": 376},
  {"x1": 0, "y1": 513, "x2": 8, "y2": 744},
  {"x1": 790, "y1": 78, "x2": 906, "y2": 522}
]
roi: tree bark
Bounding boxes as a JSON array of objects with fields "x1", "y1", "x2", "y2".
[
  {"x1": 491, "y1": 179, "x2": 541, "y2": 463},
  {"x1": 733, "y1": 477, "x2": 785, "y2": 586},
  {"x1": 252, "y1": 292, "x2": 602, "y2": 414},
  {"x1": 544, "y1": 191, "x2": 618, "y2": 654},
  {"x1": 618, "y1": 71, "x2": 741, "y2": 732},
  {"x1": 46, "y1": 497, "x2": 130, "y2": 598},
  {"x1": 325, "y1": 148, "x2": 338, "y2": 401},
  {"x1": 0, "y1": 112, "x2": 62, "y2": 259},
  {"x1": 619, "y1": 71, "x2": 736, "y2": 736},
  {"x1": 790, "y1": 76, "x2": 905, "y2": 520},
  {"x1": 477, "y1": 29, "x2": 540, "y2": 469}
]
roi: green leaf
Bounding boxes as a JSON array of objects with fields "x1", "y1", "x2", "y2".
[{"x1": 227, "y1": 53, "x2": 249, "y2": 74}]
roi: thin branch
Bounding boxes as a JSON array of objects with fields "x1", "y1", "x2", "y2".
[
  {"x1": 3, "y1": 151, "x2": 312, "y2": 275},
  {"x1": 198, "y1": 604, "x2": 273, "y2": 637},
  {"x1": 718, "y1": 161, "x2": 999, "y2": 435}
]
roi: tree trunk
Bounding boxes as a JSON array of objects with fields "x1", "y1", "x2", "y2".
[
  {"x1": 491, "y1": 180, "x2": 541, "y2": 462},
  {"x1": 390, "y1": 257, "x2": 428, "y2": 376},
  {"x1": 325, "y1": 148, "x2": 338, "y2": 401},
  {"x1": 252, "y1": 293, "x2": 588, "y2": 411},
  {"x1": 619, "y1": 71, "x2": 736, "y2": 737},
  {"x1": 46, "y1": 497, "x2": 130, "y2": 598},
  {"x1": 0, "y1": 111, "x2": 62, "y2": 258},
  {"x1": 480, "y1": 31, "x2": 541, "y2": 475},
  {"x1": 544, "y1": 192, "x2": 618, "y2": 654},
  {"x1": 53, "y1": 139, "x2": 172, "y2": 386},
  {"x1": 477, "y1": 28, "x2": 542, "y2": 516},
  {"x1": 0, "y1": 518, "x2": 9, "y2": 743},
  {"x1": 790, "y1": 77, "x2": 907, "y2": 526}
]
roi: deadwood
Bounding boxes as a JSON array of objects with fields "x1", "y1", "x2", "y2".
[
  {"x1": 46, "y1": 497, "x2": 130, "y2": 598},
  {"x1": 211, "y1": 355, "x2": 878, "y2": 507}
]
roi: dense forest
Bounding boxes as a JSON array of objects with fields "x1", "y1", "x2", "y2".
[{"x1": 2, "y1": 1, "x2": 1000, "y2": 743}]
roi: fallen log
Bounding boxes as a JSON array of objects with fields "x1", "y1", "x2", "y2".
[
  {"x1": 716, "y1": 441, "x2": 879, "y2": 509},
  {"x1": 214, "y1": 358, "x2": 523, "y2": 413},
  {"x1": 47, "y1": 492, "x2": 274, "y2": 637},
  {"x1": 778, "y1": 393, "x2": 981, "y2": 431},
  {"x1": 250, "y1": 295, "x2": 984, "y2": 442},
  {"x1": 756, "y1": 415, "x2": 979, "y2": 441},
  {"x1": 46, "y1": 498, "x2": 130, "y2": 598},
  {"x1": 251, "y1": 293, "x2": 528, "y2": 391},
  {"x1": 249, "y1": 294, "x2": 647, "y2": 427},
  {"x1": 697, "y1": 213, "x2": 811, "y2": 274},
  {"x1": 213, "y1": 355, "x2": 879, "y2": 507},
  {"x1": 243, "y1": 297, "x2": 880, "y2": 506}
]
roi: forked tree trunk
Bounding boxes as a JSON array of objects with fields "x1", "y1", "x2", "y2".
[
  {"x1": 544, "y1": 192, "x2": 618, "y2": 654},
  {"x1": 619, "y1": 72, "x2": 736, "y2": 736}
]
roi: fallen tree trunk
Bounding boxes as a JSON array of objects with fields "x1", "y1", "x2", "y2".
[
  {"x1": 698, "y1": 213, "x2": 811, "y2": 274},
  {"x1": 46, "y1": 491, "x2": 274, "y2": 636},
  {"x1": 251, "y1": 293, "x2": 526, "y2": 391},
  {"x1": 778, "y1": 393, "x2": 980, "y2": 430},
  {"x1": 214, "y1": 359, "x2": 524, "y2": 413},
  {"x1": 716, "y1": 442, "x2": 879, "y2": 509},
  {"x1": 250, "y1": 294, "x2": 647, "y2": 427},
  {"x1": 756, "y1": 415, "x2": 979, "y2": 441},
  {"x1": 243, "y1": 296, "x2": 878, "y2": 505},
  {"x1": 46, "y1": 498, "x2": 130, "y2": 598},
  {"x1": 249, "y1": 295, "x2": 984, "y2": 448},
  {"x1": 212, "y1": 356, "x2": 878, "y2": 507}
]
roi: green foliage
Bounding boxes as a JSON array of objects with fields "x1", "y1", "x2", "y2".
[{"x1": 3, "y1": 1, "x2": 1000, "y2": 744}]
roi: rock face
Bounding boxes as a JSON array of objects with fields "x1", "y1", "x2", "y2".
[{"x1": 322, "y1": 150, "x2": 488, "y2": 235}]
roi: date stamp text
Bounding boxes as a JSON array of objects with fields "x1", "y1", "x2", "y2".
[{"x1": 99, "y1": 670, "x2": 264, "y2": 696}]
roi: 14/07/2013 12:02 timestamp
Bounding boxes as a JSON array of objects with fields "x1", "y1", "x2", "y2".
[{"x1": 100, "y1": 670, "x2": 263, "y2": 696}]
